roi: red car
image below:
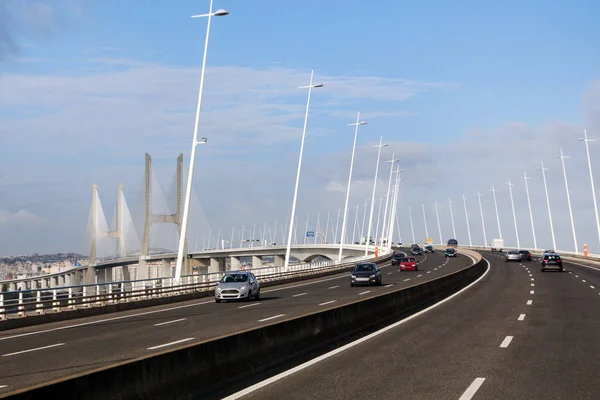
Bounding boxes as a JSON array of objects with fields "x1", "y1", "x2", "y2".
[{"x1": 399, "y1": 257, "x2": 418, "y2": 271}]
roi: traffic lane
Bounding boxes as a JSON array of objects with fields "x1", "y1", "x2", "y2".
[
  {"x1": 0, "y1": 253, "x2": 463, "y2": 391},
  {"x1": 561, "y1": 260, "x2": 600, "y2": 289},
  {"x1": 233, "y1": 255, "x2": 535, "y2": 400},
  {"x1": 0, "y1": 250, "x2": 435, "y2": 348},
  {"x1": 475, "y1": 254, "x2": 600, "y2": 399}
]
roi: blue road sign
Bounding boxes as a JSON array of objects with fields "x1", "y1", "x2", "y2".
[{"x1": 306, "y1": 231, "x2": 315, "y2": 238}]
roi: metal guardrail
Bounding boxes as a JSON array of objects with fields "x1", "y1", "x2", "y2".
[
  {"x1": 0, "y1": 248, "x2": 393, "y2": 321},
  {"x1": 464, "y1": 245, "x2": 600, "y2": 260}
]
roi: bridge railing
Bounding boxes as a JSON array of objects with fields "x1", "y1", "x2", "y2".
[
  {"x1": 0, "y1": 248, "x2": 393, "y2": 321},
  {"x1": 463, "y1": 245, "x2": 600, "y2": 261}
]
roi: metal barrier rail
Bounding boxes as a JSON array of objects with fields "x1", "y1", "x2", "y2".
[
  {"x1": 0, "y1": 249, "x2": 393, "y2": 321},
  {"x1": 464, "y1": 246, "x2": 600, "y2": 260}
]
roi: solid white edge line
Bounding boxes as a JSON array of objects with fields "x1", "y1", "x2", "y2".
[
  {"x1": 459, "y1": 377, "x2": 486, "y2": 400},
  {"x1": 518, "y1": 314, "x2": 526, "y2": 321},
  {"x1": 564, "y1": 260, "x2": 600, "y2": 272},
  {"x1": 292, "y1": 293, "x2": 307, "y2": 297},
  {"x1": 258, "y1": 314, "x2": 285, "y2": 322},
  {"x1": 500, "y1": 335, "x2": 514, "y2": 348},
  {"x1": 153, "y1": 318, "x2": 186, "y2": 326},
  {"x1": 318, "y1": 300, "x2": 337, "y2": 306},
  {"x1": 239, "y1": 303, "x2": 260, "y2": 309},
  {"x1": 147, "y1": 337, "x2": 194, "y2": 351},
  {"x1": 2, "y1": 343, "x2": 65, "y2": 357},
  {"x1": 222, "y1": 257, "x2": 490, "y2": 400}
]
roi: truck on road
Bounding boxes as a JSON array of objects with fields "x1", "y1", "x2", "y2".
[{"x1": 491, "y1": 238, "x2": 504, "y2": 252}]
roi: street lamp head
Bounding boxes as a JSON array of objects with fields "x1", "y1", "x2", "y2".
[{"x1": 192, "y1": 9, "x2": 229, "y2": 18}]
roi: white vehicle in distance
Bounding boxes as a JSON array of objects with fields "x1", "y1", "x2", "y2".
[
  {"x1": 491, "y1": 238, "x2": 504, "y2": 252},
  {"x1": 215, "y1": 271, "x2": 260, "y2": 303}
]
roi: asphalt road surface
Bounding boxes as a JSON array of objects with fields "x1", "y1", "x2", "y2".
[
  {"x1": 0, "y1": 249, "x2": 472, "y2": 395},
  {"x1": 227, "y1": 251, "x2": 600, "y2": 400}
]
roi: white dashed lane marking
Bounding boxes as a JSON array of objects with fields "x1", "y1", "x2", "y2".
[
  {"x1": 292, "y1": 293, "x2": 307, "y2": 297},
  {"x1": 500, "y1": 336, "x2": 514, "y2": 348},
  {"x1": 518, "y1": 314, "x2": 526, "y2": 321},
  {"x1": 527, "y1": 300, "x2": 533, "y2": 305},
  {"x1": 459, "y1": 377, "x2": 486, "y2": 400}
]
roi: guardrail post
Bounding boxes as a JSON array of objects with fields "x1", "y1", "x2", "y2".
[
  {"x1": 18, "y1": 291, "x2": 24, "y2": 317},
  {"x1": 95, "y1": 285, "x2": 101, "y2": 305},
  {"x1": 82, "y1": 285, "x2": 88, "y2": 308},
  {"x1": 0, "y1": 294, "x2": 4, "y2": 320},
  {"x1": 36, "y1": 290, "x2": 43, "y2": 314},
  {"x1": 68, "y1": 287, "x2": 73, "y2": 308},
  {"x1": 52, "y1": 289, "x2": 59, "y2": 312},
  {"x1": 108, "y1": 284, "x2": 113, "y2": 303}
]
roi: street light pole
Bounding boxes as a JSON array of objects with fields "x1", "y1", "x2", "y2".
[
  {"x1": 364, "y1": 136, "x2": 387, "y2": 256},
  {"x1": 303, "y1": 214, "x2": 309, "y2": 245},
  {"x1": 352, "y1": 204, "x2": 359, "y2": 244},
  {"x1": 387, "y1": 168, "x2": 402, "y2": 247},
  {"x1": 375, "y1": 196, "x2": 383, "y2": 245},
  {"x1": 558, "y1": 148, "x2": 579, "y2": 254},
  {"x1": 579, "y1": 130, "x2": 600, "y2": 247},
  {"x1": 538, "y1": 161, "x2": 557, "y2": 251},
  {"x1": 408, "y1": 206, "x2": 416, "y2": 244},
  {"x1": 461, "y1": 195, "x2": 473, "y2": 247},
  {"x1": 284, "y1": 70, "x2": 323, "y2": 270},
  {"x1": 314, "y1": 212, "x2": 321, "y2": 245},
  {"x1": 324, "y1": 209, "x2": 331, "y2": 244},
  {"x1": 380, "y1": 153, "x2": 399, "y2": 247},
  {"x1": 434, "y1": 201, "x2": 443, "y2": 246},
  {"x1": 174, "y1": 1, "x2": 229, "y2": 283},
  {"x1": 476, "y1": 191, "x2": 487, "y2": 248},
  {"x1": 448, "y1": 198, "x2": 457, "y2": 239},
  {"x1": 334, "y1": 208, "x2": 341, "y2": 243},
  {"x1": 490, "y1": 186, "x2": 502, "y2": 238},
  {"x1": 506, "y1": 179, "x2": 520, "y2": 249},
  {"x1": 421, "y1": 204, "x2": 429, "y2": 240},
  {"x1": 360, "y1": 201, "x2": 368, "y2": 244},
  {"x1": 339, "y1": 113, "x2": 367, "y2": 261},
  {"x1": 522, "y1": 172, "x2": 537, "y2": 250}
]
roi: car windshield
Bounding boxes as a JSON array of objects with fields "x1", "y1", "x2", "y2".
[
  {"x1": 355, "y1": 264, "x2": 375, "y2": 272},
  {"x1": 446, "y1": 249, "x2": 455, "y2": 253},
  {"x1": 402, "y1": 257, "x2": 416, "y2": 262},
  {"x1": 392, "y1": 253, "x2": 403, "y2": 258},
  {"x1": 220, "y1": 274, "x2": 249, "y2": 283},
  {"x1": 519, "y1": 250, "x2": 529, "y2": 254},
  {"x1": 508, "y1": 251, "x2": 519, "y2": 254}
]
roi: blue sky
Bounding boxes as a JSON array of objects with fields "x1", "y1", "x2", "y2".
[{"x1": 2, "y1": 0, "x2": 600, "y2": 256}]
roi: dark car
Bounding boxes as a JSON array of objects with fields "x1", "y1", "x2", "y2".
[
  {"x1": 541, "y1": 253, "x2": 563, "y2": 272},
  {"x1": 411, "y1": 246, "x2": 423, "y2": 256},
  {"x1": 351, "y1": 262, "x2": 382, "y2": 287},
  {"x1": 518, "y1": 250, "x2": 532, "y2": 262},
  {"x1": 445, "y1": 248, "x2": 457, "y2": 258},
  {"x1": 391, "y1": 252, "x2": 406, "y2": 266},
  {"x1": 424, "y1": 245, "x2": 434, "y2": 253}
]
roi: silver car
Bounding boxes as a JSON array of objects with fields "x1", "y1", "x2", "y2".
[
  {"x1": 505, "y1": 251, "x2": 521, "y2": 262},
  {"x1": 215, "y1": 271, "x2": 260, "y2": 303}
]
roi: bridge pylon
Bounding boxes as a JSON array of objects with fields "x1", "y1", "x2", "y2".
[
  {"x1": 139, "y1": 153, "x2": 188, "y2": 279},
  {"x1": 87, "y1": 184, "x2": 127, "y2": 284}
]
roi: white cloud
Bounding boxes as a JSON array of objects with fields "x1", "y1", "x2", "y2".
[{"x1": 0, "y1": 209, "x2": 40, "y2": 225}]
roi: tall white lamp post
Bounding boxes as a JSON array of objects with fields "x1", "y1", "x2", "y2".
[
  {"x1": 538, "y1": 161, "x2": 557, "y2": 251},
  {"x1": 448, "y1": 198, "x2": 457, "y2": 239},
  {"x1": 476, "y1": 191, "x2": 487, "y2": 248},
  {"x1": 364, "y1": 137, "x2": 387, "y2": 256},
  {"x1": 506, "y1": 179, "x2": 520, "y2": 249},
  {"x1": 283, "y1": 71, "x2": 322, "y2": 270},
  {"x1": 522, "y1": 172, "x2": 537, "y2": 250},
  {"x1": 434, "y1": 201, "x2": 443, "y2": 245},
  {"x1": 408, "y1": 206, "x2": 416, "y2": 244},
  {"x1": 579, "y1": 130, "x2": 600, "y2": 247},
  {"x1": 174, "y1": 1, "x2": 229, "y2": 283},
  {"x1": 558, "y1": 148, "x2": 579, "y2": 254},
  {"x1": 421, "y1": 204, "x2": 429, "y2": 240},
  {"x1": 461, "y1": 195, "x2": 473, "y2": 247},
  {"x1": 490, "y1": 186, "x2": 502, "y2": 239},
  {"x1": 339, "y1": 113, "x2": 367, "y2": 261},
  {"x1": 380, "y1": 154, "x2": 399, "y2": 246}
]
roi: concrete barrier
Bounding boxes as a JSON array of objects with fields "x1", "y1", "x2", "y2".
[
  {"x1": 0, "y1": 253, "x2": 393, "y2": 332},
  {"x1": 2, "y1": 254, "x2": 486, "y2": 400}
]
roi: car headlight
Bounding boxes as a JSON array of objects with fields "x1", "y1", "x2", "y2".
[
  {"x1": 240, "y1": 285, "x2": 248, "y2": 291},
  {"x1": 351, "y1": 275, "x2": 356, "y2": 279},
  {"x1": 216, "y1": 286, "x2": 222, "y2": 293},
  {"x1": 370, "y1": 274, "x2": 376, "y2": 278}
]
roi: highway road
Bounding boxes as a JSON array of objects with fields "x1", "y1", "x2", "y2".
[
  {"x1": 224, "y1": 251, "x2": 600, "y2": 400},
  {"x1": 0, "y1": 249, "x2": 473, "y2": 396}
]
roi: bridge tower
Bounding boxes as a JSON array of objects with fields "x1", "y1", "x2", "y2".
[
  {"x1": 138, "y1": 153, "x2": 188, "y2": 279},
  {"x1": 88, "y1": 183, "x2": 126, "y2": 283}
]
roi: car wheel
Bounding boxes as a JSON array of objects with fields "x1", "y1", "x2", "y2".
[
  {"x1": 246, "y1": 292, "x2": 252, "y2": 302},
  {"x1": 559, "y1": 268, "x2": 564, "y2": 272},
  {"x1": 351, "y1": 283, "x2": 355, "y2": 287},
  {"x1": 415, "y1": 266, "x2": 419, "y2": 271},
  {"x1": 541, "y1": 268, "x2": 545, "y2": 272},
  {"x1": 255, "y1": 289, "x2": 261, "y2": 300},
  {"x1": 215, "y1": 298, "x2": 221, "y2": 303}
]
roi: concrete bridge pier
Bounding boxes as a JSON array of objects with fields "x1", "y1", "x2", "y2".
[
  {"x1": 252, "y1": 255, "x2": 263, "y2": 269},
  {"x1": 274, "y1": 255, "x2": 285, "y2": 267},
  {"x1": 209, "y1": 257, "x2": 225, "y2": 273},
  {"x1": 230, "y1": 256, "x2": 241, "y2": 271}
]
